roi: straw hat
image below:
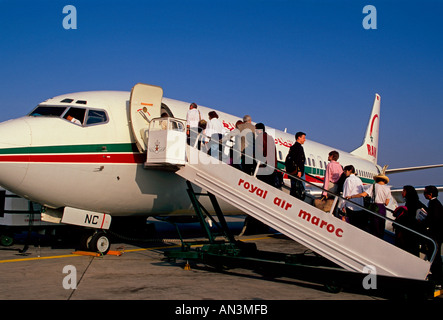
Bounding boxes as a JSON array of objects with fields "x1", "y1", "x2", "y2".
[
  {"x1": 374, "y1": 165, "x2": 389, "y2": 183},
  {"x1": 373, "y1": 173, "x2": 389, "y2": 184}
]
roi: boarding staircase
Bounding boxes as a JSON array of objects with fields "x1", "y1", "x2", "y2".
[
  {"x1": 177, "y1": 147, "x2": 433, "y2": 280},
  {"x1": 144, "y1": 118, "x2": 434, "y2": 281}
]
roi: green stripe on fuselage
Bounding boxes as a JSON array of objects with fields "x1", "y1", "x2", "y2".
[{"x1": 0, "y1": 143, "x2": 139, "y2": 155}]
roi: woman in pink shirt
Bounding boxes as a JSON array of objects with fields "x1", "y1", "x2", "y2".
[{"x1": 322, "y1": 150, "x2": 343, "y2": 198}]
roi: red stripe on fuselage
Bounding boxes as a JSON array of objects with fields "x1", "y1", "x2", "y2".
[
  {"x1": 305, "y1": 175, "x2": 323, "y2": 183},
  {"x1": 0, "y1": 153, "x2": 145, "y2": 164}
]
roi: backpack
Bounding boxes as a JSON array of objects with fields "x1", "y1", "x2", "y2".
[{"x1": 285, "y1": 152, "x2": 297, "y2": 175}]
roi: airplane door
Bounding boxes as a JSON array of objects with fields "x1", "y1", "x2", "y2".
[{"x1": 129, "y1": 83, "x2": 164, "y2": 153}]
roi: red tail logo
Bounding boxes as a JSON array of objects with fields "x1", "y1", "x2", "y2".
[{"x1": 367, "y1": 144, "x2": 377, "y2": 157}]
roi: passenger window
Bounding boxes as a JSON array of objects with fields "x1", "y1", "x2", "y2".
[
  {"x1": 64, "y1": 107, "x2": 86, "y2": 125},
  {"x1": 317, "y1": 156, "x2": 323, "y2": 169},
  {"x1": 86, "y1": 110, "x2": 108, "y2": 125}
]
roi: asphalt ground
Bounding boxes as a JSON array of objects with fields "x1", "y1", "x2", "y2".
[{"x1": 0, "y1": 216, "x2": 441, "y2": 317}]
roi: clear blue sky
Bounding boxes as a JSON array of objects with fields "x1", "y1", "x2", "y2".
[{"x1": 0, "y1": 0, "x2": 442, "y2": 188}]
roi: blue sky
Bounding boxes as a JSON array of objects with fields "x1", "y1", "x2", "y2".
[{"x1": 0, "y1": 0, "x2": 442, "y2": 188}]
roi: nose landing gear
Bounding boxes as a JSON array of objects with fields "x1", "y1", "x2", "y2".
[{"x1": 80, "y1": 230, "x2": 111, "y2": 255}]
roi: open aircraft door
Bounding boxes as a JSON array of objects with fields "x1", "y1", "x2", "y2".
[{"x1": 129, "y1": 83, "x2": 164, "y2": 153}]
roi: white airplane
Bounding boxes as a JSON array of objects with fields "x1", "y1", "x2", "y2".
[{"x1": 0, "y1": 83, "x2": 441, "y2": 253}]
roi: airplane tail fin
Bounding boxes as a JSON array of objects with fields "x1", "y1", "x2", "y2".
[{"x1": 350, "y1": 94, "x2": 381, "y2": 164}]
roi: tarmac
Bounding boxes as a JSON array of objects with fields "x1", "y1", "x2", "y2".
[{"x1": 0, "y1": 216, "x2": 440, "y2": 308}]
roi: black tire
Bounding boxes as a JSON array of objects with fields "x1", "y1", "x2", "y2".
[
  {"x1": 88, "y1": 231, "x2": 111, "y2": 255},
  {"x1": 0, "y1": 234, "x2": 14, "y2": 246}
]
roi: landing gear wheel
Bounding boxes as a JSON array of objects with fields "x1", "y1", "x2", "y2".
[
  {"x1": 0, "y1": 234, "x2": 14, "y2": 246},
  {"x1": 88, "y1": 231, "x2": 111, "y2": 255}
]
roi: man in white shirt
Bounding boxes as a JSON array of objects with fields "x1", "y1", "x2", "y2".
[
  {"x1": 186, "y1": 103, "x2": 200, "y2": 145},
  {"x1": 341, "y1": 165, "x2": 368, "y2": 231},
  {"x1": 206, "y1": 111, "x2": 224, "y2": 160}
]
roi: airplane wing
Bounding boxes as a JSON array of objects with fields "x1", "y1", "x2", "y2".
[
  {"x1": 385, "y1": 164, "x2": 443, "y2": 203},
  {"x1": 385, "y1": 164, "x2": 443, "y2": 174}
]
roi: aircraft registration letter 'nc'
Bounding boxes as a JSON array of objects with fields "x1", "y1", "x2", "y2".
[
  {"x1": 85, "y1": 214, "x2": 99, "y2": 225},
  {"x1": 61, "y1": 207, "x2": 112, "y2": 230}
]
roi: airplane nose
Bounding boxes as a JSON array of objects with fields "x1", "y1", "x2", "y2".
[{"x1": 0, "y1": 118, "x2": 32, "y2": 191}]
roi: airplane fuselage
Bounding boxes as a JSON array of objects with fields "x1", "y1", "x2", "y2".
[{"x1": 0, "y1": 90, "x2": 381, "y2": 217}]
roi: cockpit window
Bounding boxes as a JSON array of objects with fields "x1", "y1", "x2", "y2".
[
  {"x1": 29, "y1": 105, "x2": 109, "y2": 127},
  {"x1": 29, "y1": 106, "x2": 67, "y2": 117},
  {"x1": 63, "y1": 107, "x2": 86, "y2": 125},
  {"x1": 86, "y1": 110, "x2": 108, "y2": 125}
]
